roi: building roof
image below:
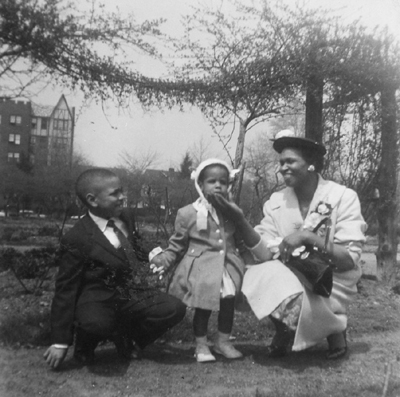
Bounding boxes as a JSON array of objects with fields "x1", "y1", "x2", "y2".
[
  {"x1": 144, "y1": 168, "x2": 176, "y2": 181},
  {"x1": 31, "y1": 102, "x2": 54, "y2": 117}
]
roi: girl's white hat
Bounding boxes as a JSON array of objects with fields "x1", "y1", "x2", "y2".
[
  {"x1": 191, "y1": 159, "x2": 239, "y2": 230},
  {"x1": 190, "y1": 158, "x2": 239, "y2": 199}
]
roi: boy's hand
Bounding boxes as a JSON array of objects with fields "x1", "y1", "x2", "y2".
[{"x1": 43, "y1": 346, "x2": 68, "y2": 369}]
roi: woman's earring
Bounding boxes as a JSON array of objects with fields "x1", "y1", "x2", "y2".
[{"x1": 307, "y1": 165, "x2": 315, "y2": 172}]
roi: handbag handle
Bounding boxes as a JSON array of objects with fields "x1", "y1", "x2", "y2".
[{"x1": 322, "y1": 218, "x2": 333, "y2": 256}]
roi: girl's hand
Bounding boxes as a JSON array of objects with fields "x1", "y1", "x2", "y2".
[
  {"x1": 207, "y1": 193, "x2": 245, "y2": 223},
  {"x1": 149, "y1": 263, "x2": 165, "y2": 279},
  {"x1": 149, "y1": 255, "x2": 165, "y2": 279}
]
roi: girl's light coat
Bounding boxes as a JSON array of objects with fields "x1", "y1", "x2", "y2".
[{"x1": 157, "y1": 204, "x2": 245, "y2": 311}]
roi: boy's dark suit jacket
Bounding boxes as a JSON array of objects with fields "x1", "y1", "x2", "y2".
[{"x1": 51, "y1": 208, "x2": 147, "y2": 345}]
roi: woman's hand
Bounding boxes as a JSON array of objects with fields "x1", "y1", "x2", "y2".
[
  {"x1": 206, "y1": 193, "x2": 245, "y2": 224},
  {"x1": 279, "y1": 231, "x2": 314, "y2": 263}
]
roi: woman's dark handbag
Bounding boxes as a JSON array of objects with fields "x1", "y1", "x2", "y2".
[
  {"x1": 284, "y1": 219, "x2": 335, "y2": 298},
  {"x1": 285, "y1": 250, "x2": 333, "y2": 298}
]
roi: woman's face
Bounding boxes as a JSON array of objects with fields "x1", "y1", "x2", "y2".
[{"x1": 279, "y1": 148, "x2": 311, "y2": 188}]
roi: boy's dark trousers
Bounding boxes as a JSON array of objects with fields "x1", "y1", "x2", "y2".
[{"x1": 74, "y1": 290, "x2": 186, "y2": 356}]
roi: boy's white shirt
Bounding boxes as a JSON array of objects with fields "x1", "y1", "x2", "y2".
[{"x1": 89, "y1": 211, "x2": 128, "y2": 249}]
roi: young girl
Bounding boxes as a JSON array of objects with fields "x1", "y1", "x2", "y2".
[{"x1": 149, "y1": 159, "x2": 246, "y2": 363}]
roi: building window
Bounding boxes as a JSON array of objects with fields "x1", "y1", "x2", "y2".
[
  {"x1": 41, "y1": 118, "x2": 48, "y2": 130},
  {"x1": 7, "y1": 153, "x2": 20, "y2": 162},
  {"x1": 10, "y1": 115, "x2": 22, "y2": 124},
  {"x1": 30, "y1": 136, "x2": 36, "y2": 145},
  {"x1": 31, "y1": 118, "x2": 37, "y2": 130},
  {"x1": 53, "y1": 118, "x2": 69, "y2": 131},
  {"x1": 9, "y1": 134, "x2": 21, "y2": 144}
]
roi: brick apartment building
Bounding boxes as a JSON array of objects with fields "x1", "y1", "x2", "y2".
[{"x1": 0, "y1": 95, "x2": 75, "y2": 168}]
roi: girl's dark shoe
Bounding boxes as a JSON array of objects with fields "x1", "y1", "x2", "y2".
[{"x1": 326, "y1": 330, "x2": 347, "y2": 360}]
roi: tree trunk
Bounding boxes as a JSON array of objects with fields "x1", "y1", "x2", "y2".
[
  {"x1": 234, "y1": 119, "x2": 246, "y2": 169},
  {"x1": 376, "y1": 86, "x2": 398, "y2": 284},
  {"x1": 232, "y1": 119, "x2": 247, "y2": 203},
  {"x1": 305, "y1": 73, "x2": 324, "y2": 143}
]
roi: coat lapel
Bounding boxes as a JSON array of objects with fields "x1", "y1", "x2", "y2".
[
  {"x1": 119, "y1": 209, "x2": 137, "y2": 244},
  {"x1": 81, "y1": 214, "x2": 127, "y2": 263},
  {"x1": 277, "y1": 188, "x2": 304, "y2": 236}
]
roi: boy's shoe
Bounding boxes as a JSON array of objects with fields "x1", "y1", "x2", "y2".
[
  {"x1": 113, "y1": 334, "x2": 141, "y2": 360},
  {"x1": 73, "y1": 348, "x2": 95, "y2": 365},
  {"x1": 194, "y1": 344, "x2": 216, "y2": 363},
  {"x1": 213, "y1": 332, "x2": 243, "y2": 359},
  {"x1": 73, "y1": 328, "x2": 98, "y2": 365}
]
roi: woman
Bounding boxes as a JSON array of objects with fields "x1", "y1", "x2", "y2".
[{"x1": 208, "y1": 130, "x2": 366, "y2": 359}]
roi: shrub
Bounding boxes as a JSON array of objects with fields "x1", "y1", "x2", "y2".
[
  {"x1": 2, "y1": 227, "x2": 32, "y2": 242},
  {"x1": 0, "y1": 310, "x2": 51, "y2": 347},
  {"x1": 2, "y1": 247, "x2": 58, "y2": 280},
  {"x1": 1, "y1": 247, "x2": 58, "y2": 294},
  {"x1": 37, "y1": 224, "x2": 59, "y2": 237}
]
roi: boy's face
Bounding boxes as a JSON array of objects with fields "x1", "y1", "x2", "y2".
[
  {"x1": 87, "y1": 176, "x2": 126, "y2": 219},
  {"x1": 199, "y1": 165, "x2": 229, "y2": 199}
]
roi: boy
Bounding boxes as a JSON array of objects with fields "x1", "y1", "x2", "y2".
[{"x1": 44, "y1": 168, "x2": 186, "y2": 369}]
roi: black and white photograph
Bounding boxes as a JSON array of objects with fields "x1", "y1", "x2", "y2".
[{"x1": 0, "y1": 0, "x2": 399, "y2": 396}]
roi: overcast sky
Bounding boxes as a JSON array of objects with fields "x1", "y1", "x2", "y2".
[{"x1": 40, "y1": 0, "x2": 400, "y2": 170}]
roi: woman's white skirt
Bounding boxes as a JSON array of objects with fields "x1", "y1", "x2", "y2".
[{"x1": 242, "y1": 260, "x2": 361, "y2": 351}]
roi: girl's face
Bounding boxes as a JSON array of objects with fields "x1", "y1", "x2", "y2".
[
  {"x1": 199, "y1": 165, "x2": 229, "y2": 198},
  {"x1": 279, "y1": 148, "x2": 311, "y2": 189}
]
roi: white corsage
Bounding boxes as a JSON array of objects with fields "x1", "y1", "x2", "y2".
[{"x1": 303, "y1": 201, "x2": 333, "y2": 232}]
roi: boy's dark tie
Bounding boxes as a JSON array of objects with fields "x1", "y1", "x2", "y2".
[{"x1": 107, "y1": 220, "x2": 140, "y2": 270}]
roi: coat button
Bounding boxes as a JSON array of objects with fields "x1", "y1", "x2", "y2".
[
  {"x1": 218, "y1": 239, "x2": 223, "y2": 244},
  {"x1": 219, "y1": 250, "x2": 224, "y2": 255},
  {"x1": 216, "y1": 229, "x2": 220, "y2": 233},
  {"x1": 191, "y1": 249, "x2": 195, "y2": 253}
]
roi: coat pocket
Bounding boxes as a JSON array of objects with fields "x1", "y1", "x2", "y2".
[
  {"x1": 167, "y1": 247, "x2": 204, "y2": 292},
  {"x1": 186, "y1": 247, "x2": 204, "y2": 258},
  {"x1": 185, "y1": 247, "x2": 204, "y2": 280}
]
